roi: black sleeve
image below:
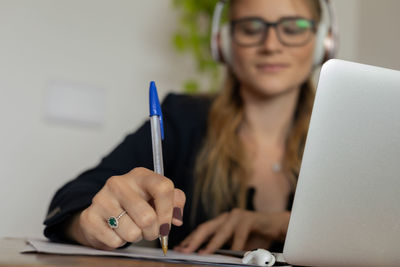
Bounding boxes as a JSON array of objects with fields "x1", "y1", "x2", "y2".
[{"x1": 43, "y1": 93, "x2": 210, "y2": 243}]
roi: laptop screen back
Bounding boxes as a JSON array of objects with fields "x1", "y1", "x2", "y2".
[{"x1": 283, "y1": 59, "x2": 400, "y2": 267}]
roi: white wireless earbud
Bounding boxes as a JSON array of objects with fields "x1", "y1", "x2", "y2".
[{"x1": 242, "y1": 249, "x2": 276, "y2": 266}]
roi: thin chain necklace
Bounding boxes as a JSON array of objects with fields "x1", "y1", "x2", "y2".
[{"x1": 240, "y1": 122, "x2": 284, "y2": 174}]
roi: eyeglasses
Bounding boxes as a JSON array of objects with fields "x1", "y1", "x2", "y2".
[{"x1": 230, "y1": 16, "x2": 316, "y2": 47}]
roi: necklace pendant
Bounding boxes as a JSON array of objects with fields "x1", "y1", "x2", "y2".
[{"x1": 272, "y1": 163, "x2": 282, "y2": 173}]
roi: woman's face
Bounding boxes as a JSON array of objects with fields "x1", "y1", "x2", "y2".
[{"x1": 230, "y1": 0, "x2": 316, "y2": 98}]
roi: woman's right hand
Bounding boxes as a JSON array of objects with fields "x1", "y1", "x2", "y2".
[{"x1": 65, "y1": 167, "x2": 186, "y2": 250}]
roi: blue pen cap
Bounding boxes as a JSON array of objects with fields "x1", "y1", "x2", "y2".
[{"x1": 149, "y1": 81, "x2": 164, "y2": 140}]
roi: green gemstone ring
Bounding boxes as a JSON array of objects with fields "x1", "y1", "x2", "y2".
[{"x1": 107, "y1": 210, "x2": 127, "y2": 229}]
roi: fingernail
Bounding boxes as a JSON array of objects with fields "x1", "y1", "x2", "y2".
[
  {"x1": 173, "y1": 207, "x2": 182, "y2": 221},
  {"x1": 160, "y1": 223, "x2": 170, "y2": 236}
]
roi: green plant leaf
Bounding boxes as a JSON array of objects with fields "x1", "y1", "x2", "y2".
[
  {"x1": 183, "y1": 79, "x2": 199, "y2": 93},
  {"x1": 171, "y1": 0, "x2": 222, "y2": 93},
  {"x1": 173, "y1": 34, "x2": 186, "y2": 51}
]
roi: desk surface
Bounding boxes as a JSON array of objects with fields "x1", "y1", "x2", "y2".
[{"x1": 0, "y1": 238, "x2": 216, "y2": 267}]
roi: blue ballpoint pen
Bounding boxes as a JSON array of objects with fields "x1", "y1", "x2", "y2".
[{"x1": 149, "y1": 81, "x2": 168, "y2": 255}]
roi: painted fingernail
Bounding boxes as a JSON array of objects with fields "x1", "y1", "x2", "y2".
[
  {"x1": 173, "y1": 207, "x2": 182, "y2": 221},
  {"x1": 160, "y1": 223, "x2": 170, "y2": 236}
]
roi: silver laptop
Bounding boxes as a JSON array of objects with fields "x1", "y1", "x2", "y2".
[{"x1": 283, "y1": 59, "x2": 400, "y2": 267}]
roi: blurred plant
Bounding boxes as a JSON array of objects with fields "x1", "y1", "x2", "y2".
[{"x1": 172, "y1": 0, "x2": 221, "y2": 93}]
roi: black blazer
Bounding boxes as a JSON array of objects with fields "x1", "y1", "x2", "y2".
[
  {"x1": 44, "y1": 93, "x2": 291, "y2": 251},
  {"x1": 44, "y1": 93, "x2": 212, "y2": 247}
]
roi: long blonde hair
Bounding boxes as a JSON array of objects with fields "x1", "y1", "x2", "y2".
[{"x1": 193, "y1": 0, "x2": 320, "y2": 220}]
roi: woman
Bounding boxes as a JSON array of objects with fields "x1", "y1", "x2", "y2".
[{"x1": 44, "y1": 0, "x2": 325, "y2": 253}]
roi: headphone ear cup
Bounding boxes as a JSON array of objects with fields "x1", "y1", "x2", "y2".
[
  {"x1": 313, "y1": 0, "x2": 338, "y2": 67},
  {"x1": 219, "y1": 24, "x2": 232, "y2": 65},
  {"x1": 313, "y1": 17, "x2": 329, "y2": 67}
]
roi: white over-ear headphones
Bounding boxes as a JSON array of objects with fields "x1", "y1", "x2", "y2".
[{"x1": 210, "y1": 0, "x2": 339, "y2": 67}]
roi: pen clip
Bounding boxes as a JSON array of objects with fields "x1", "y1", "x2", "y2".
[{"x1": 159, "y1": 112, "x2": 164, "y2": 140}]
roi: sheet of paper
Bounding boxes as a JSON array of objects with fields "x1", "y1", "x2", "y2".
[{"x1": 22, "y1": 239, "x2": 254, "y2": 266}]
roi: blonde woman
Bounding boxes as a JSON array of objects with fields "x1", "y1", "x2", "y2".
[{"x1": 44, "y1": 0, "x2": 332, "y2": 253}]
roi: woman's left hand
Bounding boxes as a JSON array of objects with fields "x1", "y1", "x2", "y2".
[{"x1": 174, "y1": 209, "x2": 290, "y2": 254}]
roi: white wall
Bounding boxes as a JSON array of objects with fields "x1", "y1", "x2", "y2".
[
  {"x1": 0, "y1": 0, "x2": 399, "y2": 239},
  {"x1": 333, "y1": 0, "x2": 400, "y2": 70},
  {"x1": 0, "y1": 0, "x2": 196, "y2": 238},
  {"x1": 333, "y1": 0, "x2": 360, "y2": 61},
  {"x1": 356, "y1": 0, "x2": 400, "y2": 70}
]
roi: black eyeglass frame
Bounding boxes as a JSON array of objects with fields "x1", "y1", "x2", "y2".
[{"x1": 230, "y1": 16, "x2": 317, "y2": 47}]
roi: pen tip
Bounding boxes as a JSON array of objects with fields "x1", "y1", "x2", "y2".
[
  {"x1": 159, "y1": 234, "x2": 168, "y2": 256},
  {"x1": 162, "y1": 245, "x2": 168, "y2": 256}
]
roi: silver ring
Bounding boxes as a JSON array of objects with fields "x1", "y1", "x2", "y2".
[{"x1": 107, "y1": 210, "x2": 127, "y2": 229}]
